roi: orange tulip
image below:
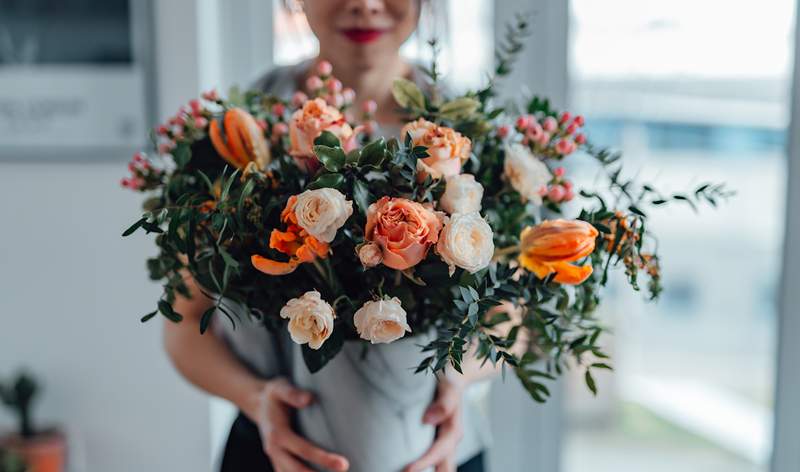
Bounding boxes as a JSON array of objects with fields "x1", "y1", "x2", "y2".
[
  {"x1": 209, "y1": 108, "x2": 270, "y2": 169},
  {"x1": 251, "y1": 196, "x2": 330, "y2": 276},
  {"x1": 518, "y1": 219, "x2": 598, "y2": 285}
]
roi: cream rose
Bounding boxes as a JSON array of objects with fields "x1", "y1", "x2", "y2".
[
  {"x1": 353, "y1": 297, "x2": 411, "y2": 344},
  {"x1": 401, "y1": 118, "x2": 471, "y2": 180},
  {"x1": 440, "y1": 174, "x2": 484, "y2": 215},
  {"x1": 436, "y1": 212, "x2": 495, "y2": 276},
  {"x1": 289, "y1": 188, "x2": 353, "y2": 243},
  {"x1": 504, "y1": 143, "x2": 552, "y2": 205},
  {"x1": 279, "y1": 290, "x2": 335, "y2": 350}
]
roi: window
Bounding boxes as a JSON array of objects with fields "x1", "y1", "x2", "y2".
[{"x1": 563, "y1": 1, "x2": 794, "y2": 470}]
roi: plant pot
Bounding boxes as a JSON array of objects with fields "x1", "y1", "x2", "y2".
[
  {"x1": 1, "y1": 430, "x2": 66, "y2": 472},
  {"x1": 291, "y1": 332, "x2": 437, "y2": 472}
]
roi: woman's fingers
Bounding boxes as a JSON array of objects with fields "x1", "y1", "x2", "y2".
[
  {"x1": 435, "y1": 456, "x2": 456, "y2": 472},
  {"x1": 423, "y1": 381, "x2": 460, "y2": 425},
  {"x1": 279, "y1": 429, "x2": 350, "y2": 472},
  {"x1": 269, "y1": 378, "x2": 314, "y2": 409},
  {"x1": 405, "y1": 415, "x2": 463, "y2": 472},
  {"x1": 270, "y1": 449, "x2": 313, "y2": 472}
]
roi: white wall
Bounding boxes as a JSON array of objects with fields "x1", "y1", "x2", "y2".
[
  {"x1": 0, "y1": 1, "x2": 219, "y2": 470},
  {"x1": 0, "y1": 162, "x2": 211, "y2": 471}
]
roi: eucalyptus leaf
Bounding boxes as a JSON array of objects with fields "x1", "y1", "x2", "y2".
[
  {"x1": 392, "y1": 78, "x2": 426, "y2": 110},
  {"x1": 439, "y1": 97, "x2": 480, "y2": 120}
]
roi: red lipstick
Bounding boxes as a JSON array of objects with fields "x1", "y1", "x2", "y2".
[{"x1": 341, "y1": 28, "x2": 386, "y2": 44}]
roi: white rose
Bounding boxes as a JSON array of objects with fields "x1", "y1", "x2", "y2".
[
  {"x1": 292, "y1": 188, "x2": 353, "y2": 243},
  {"x1": 280, "y1": 290, "x2": 335, "y2": 350},
  {"x1": 353, "y1": 297, "x2": 411, "y2": 344},
  {"x1": 503, "y1": 143, "x2": 551, "y2": 205},
  {"x1": 440, "y1": 174, "x2": 484, "y2": 215},
  {"x1": 437, "y1": 212, "x2": 495, "y2": 276}
]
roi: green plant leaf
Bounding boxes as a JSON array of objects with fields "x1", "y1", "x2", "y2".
[
  {"x1": 158, "y1": 300, "x2": 184, "y2": 323},
  {"x1": 314, "y1": 130, "x2": 341, "y2": 148},
  {"x1": 392, "y1": 78, "x2": 426, "y2": 110},
  {"x1": 439, "y1": 97, "x2": 480, "y2": 120},
  {"x1": 140, "y1": 310, "x2": 158, "y2": 323},
  {"x1": 308, "y1": 173, "x2": 345, "y2": 190},
  {"x1": 353, "y1": 180, "x2": 371, "y2": 215},
  {"x1": 359, "y1": 138, "x2": 386, "y2": 167},
  {"x1": 313, "y1": 145, "x2": 346, "y2": 172},
  {"x1": 199, "y1": 306, "x2": 216, "y2": 334},
  {"x1": 122, "y1": 217, "x2": 147, "y2": 237}
]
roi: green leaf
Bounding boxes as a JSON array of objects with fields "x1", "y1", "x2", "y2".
[
  {"x1": 122, "y1": 217, "x2": 147, "y2": 237},
  {"x1": 353, "y1": 180, "x2": 371, "y2": 215},
  {"x1": 392, "y1": 78, "x2": 426, "y2": 110},
  {"x1": 197, "y1": 170, "x2": 215, "y2": 193},
  {"x1": 220, "y1": 169, "x2": 240, "y2": 202},
  {"x1": 173, "y1": 143, "x2": 191, "y2": 167},
  {"x1": 313, "y1": 145, "x2": 346, "y2": 172},
  {"x1": 439, "y1": 97, "x2": 480, "y2": 120},
  {"x1": 346, "y1": 149, "x2": 361, "y2": 165},
  {"x1": 308, "y1": 173, "x2": 345, "y2": 190},
  {"x1": 199, "y1": 306, "x2": 216, "y2": 334},
  {"x1": 314, "y1": 130, "x2": 341, "y2": 148},
  {"x1": 585, "y1": 370, "x2": 598, "y2": 395},
  {"x1": 237, "y1": 178, "x2": 256, "y2": 216},
  {"x1": 359, "y1": 138, "x2": 386, "y2": 167},
  {"x1": 158, "y1": 300, "x2": 184, "y2": 323},
  {"x1": 140, "y1": 310, "x2": 158, "y2": 323}
]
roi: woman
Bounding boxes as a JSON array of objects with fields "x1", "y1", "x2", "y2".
[{"x1": 164, "y1": 1, "x2": 497, "y2": 471}]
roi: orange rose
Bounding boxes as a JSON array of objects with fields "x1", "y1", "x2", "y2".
[
  {"x1": 209, "y1": 108, "x2": 270, "y2": 169},
  {"x1": 365, "y1": 197, "x2": 444, "y2": 270},
  {"x1": 251, "y1": 195, "x2": 330, "y2": 275},
  {"x1": 518, "y1": 219, "x2": 598, "y2": 285},
  {"x1": 400, "y1": 118, "x2": 471, "y2": 180},
  {"x1": 289, "y1": 98, "x2": 355, "y2": 172}
]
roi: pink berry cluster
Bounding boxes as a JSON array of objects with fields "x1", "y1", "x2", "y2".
[
  {"x1": 515, "y1": 112, "x2": 586, "y2": 159},
  {"x1": 154, "y1": 95, "x2": 214, "y2": 155},
  {"x1": 296, "y1": 60, "x2": 379, "y2": 138},
  {"x1": 537, "y1": 166, "x2": 576, "y2": 204},
  {"x1": 121, "y1": 152, "x2": 163, "y2": 191},
  {"x1": 302, "y1": 60, "x2": 358, "y2": 111}
]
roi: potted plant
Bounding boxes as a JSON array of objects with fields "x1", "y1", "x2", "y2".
[{"x1": 0, "y1": 372, "x2": 65, "y2": 472}]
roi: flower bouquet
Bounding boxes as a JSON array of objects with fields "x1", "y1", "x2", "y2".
[{"x1": 123, "y1": 17, "x2": 728, "y2": 470}]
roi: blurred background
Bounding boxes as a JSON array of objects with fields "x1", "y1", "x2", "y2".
[{"x1": 1, "y1": 0, "x2": 799, "y2": 471}]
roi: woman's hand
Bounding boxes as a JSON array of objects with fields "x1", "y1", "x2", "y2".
[
  {"x1": 245, "y1": 377, "x2": 350, "y2": 472},
  {"x1": 404, "y1": 376, "x2": 466, "y2": 472}
]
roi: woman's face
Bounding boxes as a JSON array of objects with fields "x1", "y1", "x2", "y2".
[{"x1": 302, "y1": 0, "x2": 420, "y2": 69}]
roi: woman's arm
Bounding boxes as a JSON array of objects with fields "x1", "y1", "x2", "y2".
[
  {"x1": 163, "y1": 270, "x2": 349, "y2": 472},
  {"x1": 163, "y1": 271, "x2": 266, "y2": 419}
]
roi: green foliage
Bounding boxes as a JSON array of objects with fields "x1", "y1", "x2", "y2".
[{"x1": 0, "y1": 372, "x2": 39, "y2": 438}]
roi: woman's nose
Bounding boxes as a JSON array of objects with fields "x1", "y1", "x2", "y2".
[{"x1": 344, "y1": 0, "x2": 386, "y2": 16}]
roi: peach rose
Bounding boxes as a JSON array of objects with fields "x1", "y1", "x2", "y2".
[
  {"x1": 289, "y1": 98, "x2": 355, "y2": 172},
  {"x1": 401, "y1": 118, "x2": 472, "y2": 180},
  {"x1": 365, "y1": 196, "x2": 444, "y2": 270}
]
